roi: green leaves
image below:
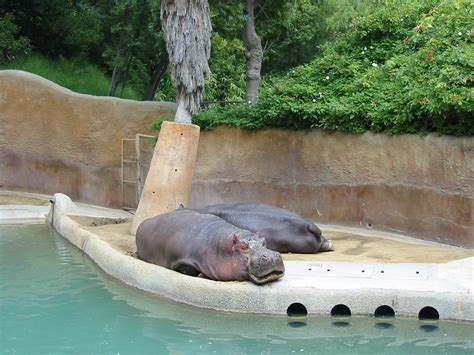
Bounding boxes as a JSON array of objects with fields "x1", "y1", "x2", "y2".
[
  {"x1": 192, "y1": 0, "x2": 473, "y2": 136},
  {"x1": 0, "y1": 13, "x2": 30, "y2": 62}
]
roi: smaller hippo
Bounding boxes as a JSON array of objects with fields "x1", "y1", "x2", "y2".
[
  {"x1": 197, "y1": 203, "x2": 333, "y2": 254},
  {"x1": 136, "y1": 209, "x2": 284, "y2": 284}
]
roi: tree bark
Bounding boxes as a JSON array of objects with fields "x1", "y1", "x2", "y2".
[
  {"x1": 108, "y1": 36, "x2": 124, "y2": 97},
  {"x1": 143, "y1": 55, "x2": 169, "y2": 101},
  {"x1": 108, "y1": 65, "x2": 121, "y2": 96},
  {"x1": 242, "y1": 0, "x2": 262, "y2": 104},
  {"x1": 161, "y1": 0, "x2": 212, "y2": 123}
]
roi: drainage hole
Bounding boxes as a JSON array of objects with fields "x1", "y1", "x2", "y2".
[
  {"x1": 374, "y1": 305, "x2": 395, "y2": 318},
  {"x1": 331, "y1": 304, "x2": 351, "y2": 317},
  {"x1": 174, "y1": 169, "x2": 178, "y2": 172},
  {"x1": 361, "y1": 270, "x2": 365, "y2": 273},
  {"x1": 287, "y1": 303, "x2": 307, "y2": 317},
  {"x1": 416, "y1": 271, "x2": 420, "y2": 274},
  {"x1": 418, "y1": 306, "x2": 439, "y2": 321},
  {"x1": 326, "y1": 269, "x2": 331, "y2": 272},
  {"x1": 380, "y1": 270, "x2": 385, "y2": 274}
]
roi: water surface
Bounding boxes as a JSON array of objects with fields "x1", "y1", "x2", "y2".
[{"x1": 1, "y1": 224, "x2": 472, "y2": 354}]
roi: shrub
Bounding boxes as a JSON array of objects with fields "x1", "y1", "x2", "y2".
[
  {"x1": 1, "y1": 54, "x2": 140, "y2": 99},
  {"x1": 192, "y1": 0, "x2": 473, "y2": 136}
]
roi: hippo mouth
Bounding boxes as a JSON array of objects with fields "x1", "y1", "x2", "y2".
[{"x1": 249, "y1": 268, "x2": 285, "y2": 284}]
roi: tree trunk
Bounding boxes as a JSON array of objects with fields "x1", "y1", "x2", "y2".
[
  {"x1": 108, "y1": 65, "x2": 121, "y2": 96},
  {"x1": 143, "y1": 55, "x2": 169, "y2": 101},
  {"x1": 108, "y1": 36, "x2": 124, "y2": 97},
  {"x1": 161, "y1": 0, "x2": 212, "y2": 123},
  {"x1": 175, "y1": 94, "x2": 193, "y2": 124},
  {"x1": 118, "y1": 52, "x2": 132, "y2": 97},
  {"x1": 242, "y1": 0, "x2": 262, "y2": 104}
]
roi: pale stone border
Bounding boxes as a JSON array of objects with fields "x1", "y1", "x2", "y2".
[{"x1": 42, "y1": 193, "x2": 473, "y2": 321}]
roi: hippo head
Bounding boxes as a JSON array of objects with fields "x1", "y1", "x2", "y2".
[{"x1": 228, "y1": 232, "x2": 285, "y2": 284}]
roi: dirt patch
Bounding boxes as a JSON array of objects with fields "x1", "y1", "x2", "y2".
[
  {"x1": 70, "y1": 216, "x2": 129, "y2": 227},
  {"x1": 71, "y1": 216, "x2": 473, "y2": 264},
  {"x1": 282, "y1": 230, "x2": 473, "y2": 263}
]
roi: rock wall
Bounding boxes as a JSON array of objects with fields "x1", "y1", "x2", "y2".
[
  {"x1": 1, "y1": 70, "x2": 472, "y2": 247},
  {"x1": 191, "y1": 128, "x2": 473, "y2": 247},
  {"x1": 0, "y1": 70, "x2": 175, "y2": 207}
]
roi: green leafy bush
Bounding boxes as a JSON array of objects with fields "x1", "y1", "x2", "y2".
[
  {"x1": 193, "y1": 0, "x2": 473, "y2": 136},
  {"x1": 0, "y1": 13, "x2": 30, "y2": 62},
  {"x1": 2, "y1": 54, "x2": 140, "y2": 99}
]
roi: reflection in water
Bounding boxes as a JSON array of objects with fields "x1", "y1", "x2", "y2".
[
  {"x1": 375, "y1": 322, "x2": 395, "y2": 330},
  {"x1": 332, "y1": 321, "x2": 351, "y2": 328},
  {"x1": 420, "y1": 324, "x2": 440, "y2": 333},
  {"x1": 287, "y1": 320, "x2": 307, "y2": 328},
  {"x1": 1, "y1": 224, "x2": 473, "y2": 354}
]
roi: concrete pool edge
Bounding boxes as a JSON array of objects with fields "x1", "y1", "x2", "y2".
[
  {"x1": 46, "y1": 193, "x2": 473, "y2": 321},
  {"x1": 2, "y1": 192, "x2": 472, "y2": 321}
]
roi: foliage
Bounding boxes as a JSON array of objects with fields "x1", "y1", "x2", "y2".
[
  {"x1": 0, "y1": 0, "x2": 102, "y2": 59},
  {"x1": 193, "y1": 0, "x2": 474, "y2": 136},
  {"x1": 1, "y1": 54, "x2": 140, "y2": 99},
  {"x1": 0, "y1": 13, "x2": 30, "y2": 62},
  {"x1": 204, "y1": 33, "x2": 246, "y2": 101},
  {"x1": 256, "y1": 0, "x2": 332, "y2": 74},
  {"x1": 100, "y1": 0, "x2": 168, "y2": 98}
]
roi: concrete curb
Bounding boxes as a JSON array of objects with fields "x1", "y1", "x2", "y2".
[{"x1": 46, "y1": 193, "x2": 474, "y2": 321}]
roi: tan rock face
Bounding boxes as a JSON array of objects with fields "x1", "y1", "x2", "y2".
[
  {"x1": 1, "y1": 71, "x2": 472, "y2": 247},
  {"x1": 190, "y1": 127, "x2": 474, "y2": 248},
  {"x1": 0, "y1": 70, "x2": 175, "y2": 207}
]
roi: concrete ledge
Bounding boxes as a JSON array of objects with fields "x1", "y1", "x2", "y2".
[
  {"x1": 45, "y1": 193, "x2": 474, "y2": 321},
  {"x1": 0, "y1": 205, "x2": 49, "y2": 224}
]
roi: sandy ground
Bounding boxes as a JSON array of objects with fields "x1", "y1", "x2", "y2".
[
  {"x1": 3, "y1": 192, "x2": 471, "y2": 264},
  {"x1": 71, "y1": 216, "x2": 473, "y2": 264}
]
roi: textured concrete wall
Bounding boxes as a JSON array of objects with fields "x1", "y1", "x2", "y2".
[
  {"x1": 190, "y1": 128, "x2": 474, "y2": 247},
  {"x1": 0, "y1": 70, "x2": 175, "y2": 207},
  {"x1": 1, "y1": 70, "x2": 472, "y2": 246}
]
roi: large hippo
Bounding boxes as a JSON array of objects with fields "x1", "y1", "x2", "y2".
[
  {"x1": 136, "y1": 209, "x2": 284, "y2": 284},
  {"x1": 197, "y1": 203, "x2": 333, "y2": 254}
]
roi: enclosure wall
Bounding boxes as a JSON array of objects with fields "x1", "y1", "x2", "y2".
[
  {"x1": 1, "y1": 71, "x2": 472, "y2": 246},
  {"x1": 0, "y1": 70, "x2": 175, "y2": 207}
]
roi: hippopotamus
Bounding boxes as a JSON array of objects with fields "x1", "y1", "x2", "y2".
[
  {"x1": 196, "y1": 203, "x2": 333, "y2": 254},
  {"x1": 136, "y1": 209, "x2": 285, "y2": 284}
]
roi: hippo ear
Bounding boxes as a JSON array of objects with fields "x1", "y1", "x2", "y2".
[{"x1": 225, "y1": 233, "x2": 240, "y2": 251}]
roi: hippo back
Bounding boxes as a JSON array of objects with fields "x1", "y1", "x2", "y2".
[{"x1": 198, "y1": 203, "x2": 332, "y2": 254}]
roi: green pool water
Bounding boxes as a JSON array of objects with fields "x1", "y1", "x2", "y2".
[{"x1": 1, "y1": 224, "x2": 472, "y2": 354}]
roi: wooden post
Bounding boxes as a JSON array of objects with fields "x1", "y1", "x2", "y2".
[{"x1": 130, "y1": 121, "x2": 200, "y2": 234}]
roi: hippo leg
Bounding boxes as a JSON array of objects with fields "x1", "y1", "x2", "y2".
[
  {"x1": 172, "y1": 261, "x2": 200, "y2": 276},
  {"x1": 319, "y1": 239, "x2": 334, "y2": 252}
]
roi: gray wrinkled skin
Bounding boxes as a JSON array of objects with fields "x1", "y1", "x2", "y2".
[
  {"x1": 197, "y1": 203, "x2": 333, "y2": 254},
  {"x1": 136, "y1": 209, "x2": 284, "y2": 284}
]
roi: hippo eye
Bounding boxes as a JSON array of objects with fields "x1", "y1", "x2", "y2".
[{"x1": 241, "y1": 241, "x2": 249, "y2": 250}]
